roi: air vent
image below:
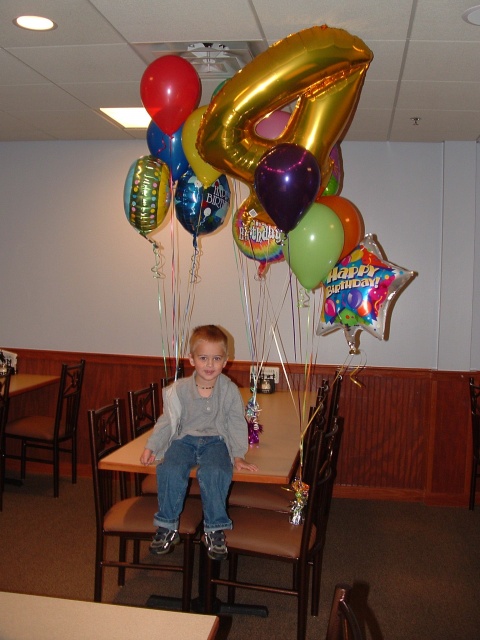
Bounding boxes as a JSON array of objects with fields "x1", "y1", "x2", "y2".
[{"x1": 132, "y1": 40, "x2": 267, "y2": 79}]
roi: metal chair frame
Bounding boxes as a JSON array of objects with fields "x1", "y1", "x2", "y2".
[
  {"x1": 88, "y1": 398, "x2": 202, "y2": 609},
  {"x1": 5, "y1": 360, "x2": 85, "y2": 497}
]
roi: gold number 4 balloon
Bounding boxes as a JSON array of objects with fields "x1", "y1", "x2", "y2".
[{"x1": 197, "y1": 25, "x2": 373, "y2": 193}]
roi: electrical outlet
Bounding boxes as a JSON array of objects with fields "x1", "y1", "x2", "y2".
[{"x1": 249, "y1": 365, "x2": 280, "y2": 384}]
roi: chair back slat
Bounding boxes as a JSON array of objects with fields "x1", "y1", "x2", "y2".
[
  {"x1": 127, "y1": 382, "x2": 159, "y2": 439},
  {"x1": 88, "y1": 398, "x2": 128, "y2": 519},
  {"x1": 327, "y1": 371, "x2": 343, "y2": 431},
  {"x1": 0, "y1": 368, "x2": 13, "y2": 510},
  {"x1": 469, "y1": 377, "x2": 480, "y2": 416},
  {"x1": 56, "y1": 360, "x2": 86, "y2": 438},
  {"x1": 0, "y1": 368, "x2": 12, "y2": 426}
]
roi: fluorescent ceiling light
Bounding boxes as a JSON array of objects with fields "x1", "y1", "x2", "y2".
[
  {"x1": 100, "y1": 108, "x2": 150, "y2": 129},
  {"x1": 14, "y1": 15, "x2": 57, "y2": 31}
]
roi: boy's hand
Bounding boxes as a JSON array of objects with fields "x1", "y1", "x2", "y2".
[
  {"x1": 234, "y1": 457, "x2": 258, "y2": 472},
  {"x1": 140, "y1": 448, "x2": 155, "y2": 466}
]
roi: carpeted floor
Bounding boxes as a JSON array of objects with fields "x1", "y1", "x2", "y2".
[{"x1": 1, "y1": 473, "x2": 479, "y2": 640}]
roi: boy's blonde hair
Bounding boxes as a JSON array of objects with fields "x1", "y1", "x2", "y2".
[{"x1": 189, "y1": 325, "x2": 228, "y2": 356}]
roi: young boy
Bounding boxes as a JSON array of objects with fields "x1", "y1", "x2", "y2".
[{"x1": 140, "y1": 325, "x2": 257, "y2": 560}]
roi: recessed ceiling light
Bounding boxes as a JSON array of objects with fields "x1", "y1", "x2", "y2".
[
  {"x1": 14, "y1": 15, "x2": 57, "y2": 31},
  {"x1": 100, "y1": 108, "x2": 150, "y2": 129},
  {"x1": 462, "y1": 5, "x2": 480, "y2": 25}
]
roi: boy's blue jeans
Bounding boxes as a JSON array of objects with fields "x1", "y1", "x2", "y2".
[{"x1": 154, "y1": 435, "x2": 233, "y2": 533}]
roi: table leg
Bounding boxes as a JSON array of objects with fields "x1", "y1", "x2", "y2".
[{"x1": 146, "y1": 543, "x2": 268, "y2": 617}]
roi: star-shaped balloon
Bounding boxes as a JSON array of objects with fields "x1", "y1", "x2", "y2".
[{"x1": 316, "y1": 234, "x2": 416, "y2": 352}]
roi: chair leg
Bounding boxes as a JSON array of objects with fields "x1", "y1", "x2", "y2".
[
  {"x1": 227, "y1": 553, "x2": 238, "y2": 604},
  {"x1": 133, "y1": 539, "x2": 141, "y2": 564},
  {"x1": 297, "y1": 561, "x2": 309, "y2": 640},
  {"x1": 181, "y1": 537, "x2": 195, "y2": 612},
  {"x1": 94, "y1": 537, "x2": 104, "y2": 602},
  {"x1": 72, "y1": 438, "x2": 77, "y2": 485},
  {"x1": 204, "y1": 555, "x2": 214, "y2": 614},
  {"x1": 470, "y1": 460, "x2": 477, "y2": 510},
  {"x1": 20, "y1": 440, "x2": 27, "y2": 479},
  {"x1": 0, "y1": 458, "x2": 4, "y2": 512},
  {"x1": 53, "y1": 445, "x2": 60, "y2": 498},
  {"x1": 118, "y1": 539, "x2": 127, "y2": 586},
  {"x1": 311, "y1": 549, "x2": 325, "y2": 616}
]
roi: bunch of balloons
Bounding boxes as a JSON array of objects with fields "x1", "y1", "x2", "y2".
[
  {"x1": 124, "y1": 55, "x2": 231, "y2": 244},
  {"x1": 197, "y1": 25, "x2": 374, "y2": 285}
]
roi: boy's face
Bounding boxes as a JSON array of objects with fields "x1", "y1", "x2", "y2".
[{"x1": 189, "y1": 340, "x2": 227, "y2": 386}]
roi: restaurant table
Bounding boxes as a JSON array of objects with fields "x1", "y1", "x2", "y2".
[
  {"x1": 4, "y1": 374, "x2": 61, "y2": 486},
  {"x1": 0, "y1": 591, "x2": 219, "y2": 640},
  {"x1": 99, "y1": 388, "x2": 313, "y2": 485},
  {"x1": 98, "y1": 388, "x2": 314, "y2": 618},
  {"x1": 9, "y1": 373, "x2": 61, "y2": 398}
]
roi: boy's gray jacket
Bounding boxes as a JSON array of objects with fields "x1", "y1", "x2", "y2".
[{"x1": 145, "y1": 373, "x2": 248, "y2": 463}]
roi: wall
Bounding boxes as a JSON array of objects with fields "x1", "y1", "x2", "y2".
[{"x1": 0, "y1": 139, "x2": 478, "y2": 370}]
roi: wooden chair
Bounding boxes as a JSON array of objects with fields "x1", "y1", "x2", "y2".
[
  {"x1": 5, "y1": 359, "x2": 85, "y2": 497},
  {"x1": 0, "y1": 367, "x2": 13, "y2": 511},
  {"x1": 325, "y1": 583, "x2": 363, "y2": 640},
  {"x1": 469, "y1": 377, "x2": 480, "y2": 510},
  {"x1": 204, "y1": 418, "x2": 342, "y2": 640},
  {"x1": 88, "y1": 398, "x2": 203, "y2": 609},
  {"x1": 127, "y1": 382, "x2": 159, "y2": 496}
]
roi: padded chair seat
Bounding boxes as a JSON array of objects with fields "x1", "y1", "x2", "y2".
[
  {"x1": 140, "y1": 474, "x2": 157, "y2": 495},
  {"x1": 104, "y1": 495, "x2": 203, "y2": 534},
  {"x1": 6, "y1": 416, "x2": 59, "y2": 440},
  {"x1": 228, "y1": 482, "x2": 293, "y2": 512},
  {"x1": 140, "y1": 475, "x2": 201, "y2": 496},
  {"x1": 226, "y1": 506, "x2": 316, "y2": 559}
]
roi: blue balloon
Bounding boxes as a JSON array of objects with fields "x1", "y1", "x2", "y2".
[
  {"x1": 175, "y1": 169, "x2": 230, "y2": 243},
  {"x1": 146, "y1": 121, "x2": 189, "y2": 182}
]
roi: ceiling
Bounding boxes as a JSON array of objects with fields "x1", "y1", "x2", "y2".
[{"x1": 1, "y1": 0, "x2": 480, "y2": 143}]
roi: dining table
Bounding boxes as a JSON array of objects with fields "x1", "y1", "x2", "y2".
[
  {"x1": 9, "y1": 373, "x2": 61, "y2": 397},
  {"x1": 99, "y1": 388, "x2": 314, "y2": 484},
  {"x1": 0, "y1": 591, "x2": 219, "y2": 640},
  {"x1": 98, "y1": 387, "x2": 315, "y2": 617}
]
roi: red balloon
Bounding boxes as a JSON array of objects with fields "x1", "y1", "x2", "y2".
[
  {"x1": 316, "y1": 195, "x2": 364, "y2": 260},
  {"x1": 140, "y1": 56, "x2": 201, "y2": 135}
]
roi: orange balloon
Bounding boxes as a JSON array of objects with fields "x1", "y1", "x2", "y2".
[{"x1": 315, "y1": 195, "x2": 364, "y2": 260}]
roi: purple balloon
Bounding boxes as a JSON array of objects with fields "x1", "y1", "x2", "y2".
[{"x1": 254, "y1": 143, "x2": 321, "y2": 234}]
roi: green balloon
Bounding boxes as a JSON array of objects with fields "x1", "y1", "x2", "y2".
[
  {"x1": 284, "y1": 203, "x2": 344, "y2": 291},
  {"x1": 322, "y1": 174, "x2": 339, "y2": 196}
]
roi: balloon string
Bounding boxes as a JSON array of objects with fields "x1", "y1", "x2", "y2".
[{"x1": 149, "y1": 241, "x2": 172, "y2": 379}]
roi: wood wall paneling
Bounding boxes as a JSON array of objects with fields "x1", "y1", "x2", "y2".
[{"x1": 5, "y1": 348, "x2": 475, "y2": 507}]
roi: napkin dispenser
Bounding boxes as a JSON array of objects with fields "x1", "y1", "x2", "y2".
[
  {"x1": 257, "y1": 373, "x2": 275, "y2": 394},
  {"x1": 0, "y1": 349, "x2": 18, "y2": 374}
]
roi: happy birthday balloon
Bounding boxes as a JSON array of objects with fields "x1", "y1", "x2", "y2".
[
  {"x1": 316, "y1": 234, "x2": 416, "y2": 352},
  {"x1": 232, "y1": 205, "x2": 284, "y2": 269},
  {"x1": 123, "y1": 155, "x2": 171, "y2": 237},
  {"x1": 175, "y1": 169, "x2": 230, "y2": 244},
  {"x1": 197, "y1": 25, "x2": 372, "y2": 192}
]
